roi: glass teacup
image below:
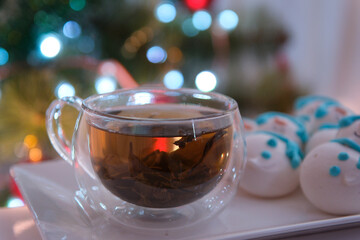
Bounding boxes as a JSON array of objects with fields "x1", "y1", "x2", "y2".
[{"x1": 46, "y1": 87, "x2": 245, "y2": 229}]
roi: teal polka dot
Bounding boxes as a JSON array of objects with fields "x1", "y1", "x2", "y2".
[
  {"x1": 290, "y1": 157, "x2": 301, "y2": 169},
  {"x1": 261, "y1": 151, "x2": 271, "y2": 160},
  {"x1": 338, "y1": 152, "x2": 349, "y2": 161},
  {"x1": 315, "y1": 107, "x2": 327, "y2": 119},
  {"x1": 267, "y1": 138, "x2": 277, "y2": 148},
  {"x1": 329, "y1": 166, "x2": 341, "y2": 177}
]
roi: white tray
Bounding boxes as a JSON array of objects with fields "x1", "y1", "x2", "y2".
[{"x1": 10, "y1": 160, "x2": 360, "y2": 240}]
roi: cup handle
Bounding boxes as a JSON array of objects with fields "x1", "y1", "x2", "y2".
[{"x1": 46, "y1": 96, "x2": 83, "y2": 165}]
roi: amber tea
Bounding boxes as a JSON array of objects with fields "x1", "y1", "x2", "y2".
[{"x1": 88, "y1": 104, "x2": 233, "y2": 208}]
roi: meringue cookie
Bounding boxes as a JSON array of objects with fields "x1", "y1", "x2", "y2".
[
  {"x1": 256, "y1": 112, "x2": 308, "y2": 147},
  {"x1": 336, "y1": 115, "x2": 360, "y2": 145},
  {"x1": 307, "y1": 102, "x2": 353, "y2": 134},
  {"x1": 240, "y1": 132, "x2": 302, "y2": 198},
  {"x1": 300, "y1": 139, "x2": 360, "y2": 215},
  {"x1": 294, "y1": 95, "x2": 337, "y2": 118},
  {"x1": 305, "y1": 124, "x2": 338, "y2": 153},
  {"x1": 294, "y1": 95, "x2": 339, "y2": 134},
  {"x1": 243, "y1": 117, "x2": 258, "y2": 134}
]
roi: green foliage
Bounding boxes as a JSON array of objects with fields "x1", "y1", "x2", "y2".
[
  {"x1": 0, "y1": 69, "x2": 81, "y2": 163},
  {"x1": 254, "y1": 71, "x2": 304, "y2": 113}
]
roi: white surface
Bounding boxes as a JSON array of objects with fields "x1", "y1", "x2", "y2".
[
  {"x1": 0, "y1": 206, "x2": 41, "y2": 240},
  {"x1": 9, "y1": 160, "x2": 360, "y2": 240}
]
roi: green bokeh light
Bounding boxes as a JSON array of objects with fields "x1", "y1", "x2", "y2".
[{"x1": 69, "y1": 0, "x2": 86, "y2": 11}]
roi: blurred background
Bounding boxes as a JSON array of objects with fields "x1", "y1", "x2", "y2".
[{"x1": 0, "y1": 0, "x2": 359, "y2": 207}]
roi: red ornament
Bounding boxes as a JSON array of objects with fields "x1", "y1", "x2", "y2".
[{"x1": 184, "y1": 0, "x2": 212, "y2": 11}]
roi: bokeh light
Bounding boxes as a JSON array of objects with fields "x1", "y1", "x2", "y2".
[
  {"x1": 77, "y1": 36, "x2": 94, "y2": 53},
  {"x1": 195, "y1": 71, "x2": 217, "y2": 92},
  {"x1": 182, "y1": 18, "x2": 199, "y2": 37},
  {"x1": 0, "y1": 47, "x2": 9, "y2": 65},
  {"x1": 163, "y1": 70, "x2": 184, "y2": 89},
  {"x1": 7, "y1": 197, "x2": 24, "y2": 208},
  {"x1": 69, "y1": 0, "x2": 86, "y2": 11},
  {"x1": 63, "y1": 21, "x2": 82, "y2": 38},
  {"x1": 55, "y1": 82, "x2": 75, "y2": 98},
  {"x1": 218, "y1": 10, "x2": 239, "y2": 31},
  {"x1": 24, "y1": 135, "x2": 38, "y2": 149},
  {"x1": 192, "y1": 10, "x2": 212, "y2": 31},
  {"x1": 185, "y1": 0, "x2": 210, "y2": 11},
  {"x1": 29, "y1": 148, "x2": 42, "y2": 162},
  {"x1": 146, "y1": 46, "x2": 167, "y2": 63},
  {"x1": 167, "y1": 47, "x2": 183, "y2": 63},
  {"x1": 39, "y1": 34, "x2": 61, "y2": 58},
  {"x1": 155, "y1": 2, "x2": 176, "y2": 23},
  {"x1": 95, "y1": 76, "x2": 117, "y2": 94}
]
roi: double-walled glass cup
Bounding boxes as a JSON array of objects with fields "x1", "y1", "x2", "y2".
[{"x1": 46, "y1": 87, "x2": 245, "y2": 229}]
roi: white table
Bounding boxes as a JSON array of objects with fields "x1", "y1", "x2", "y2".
[
  {"x1": 1, "y1": 206, "x2": 360, "y2": 240},
  {"x1": 0, "y1": 206, "x2": 41, "y2": 240}
]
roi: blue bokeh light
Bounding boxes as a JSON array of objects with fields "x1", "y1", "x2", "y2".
[
  {"x1": 163, "y1": 70, "x2": 184, "y2": 89},
  {"x1": 192, "y1": 10, "x2": 212, "y2": 31},
  {"x1": 182, "y1": 18, "x2": 199, "y2": 37},
  {"x1": 55, "y1": 82, "x2": 75, "y2": 98},
  {"x1": 146, "y1": 46, "x2": 167, "y2": 64},
  {"x1": 39, "y1": 34, "x2": 61, "y2": 58},
  {"x1": 95, "y1": 76, "x2": 117, "y2": 94},
  {"x1": 0, "y1": 47, "x2": 9, "y2": 65},
  {"x1": 63, "y1": 21, "x2": 82, "y2": 38},
  {"x1": 155, "y1": 2, "x2": 176, "y2": 23},
  {"x1": 218, "y1": 10, "x2": 239, "y2": 31},
  {"x1": 195, "y1": 71, "x2": 217, "y2": 92}
]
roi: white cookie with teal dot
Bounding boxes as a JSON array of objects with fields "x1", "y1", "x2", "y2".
[
  {"x1": 240, "y1": 131, "x2": 303, "y2": 198},
  {"x1": 255, "y1": 112, "x2": 308, "y2": 147},
  {"x1": 294, "y1": 95, "x2": 338, "y2": 121},
  {"x1": 336, "y1": 116, "x2": 360, "y2": 145},
  {"x1": 307, "y1": 102, "x2": 353, "y2": 134},
  {"x1": 300, "y1": 139, "x2": 360, "y2": 215}
]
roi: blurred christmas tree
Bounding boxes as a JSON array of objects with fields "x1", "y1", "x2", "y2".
[
  {"x1": 0, "y1": 0, "x2": 291, "y2": 87},
  {"x1": 0, "y1": 0, "x2": 302, "y2": 206}
]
